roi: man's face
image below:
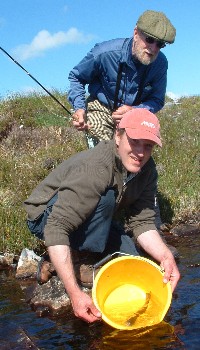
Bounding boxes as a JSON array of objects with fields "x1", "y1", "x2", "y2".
[
  {"x1": 132, "y1": 27, "x2": 160, "y2": 65},
  {"x1": 115, "y1": 130, "x2": 155, "y2": 173}
]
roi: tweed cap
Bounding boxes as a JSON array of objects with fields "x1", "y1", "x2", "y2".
[{"x1": 137, "y1": 10, "x2": 176, "y2": 43}]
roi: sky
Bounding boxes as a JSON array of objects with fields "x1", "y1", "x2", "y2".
[{"x1": 0, "y1": 0, "x2": 200, "y2": 102}]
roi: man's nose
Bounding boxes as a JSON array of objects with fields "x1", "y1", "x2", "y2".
[
  {"x1": 135, "y1": 145, "x2": 145, "y2": 157},
  {"x1": 149, "y1": 42, "x2": 160, "y2": 53}
]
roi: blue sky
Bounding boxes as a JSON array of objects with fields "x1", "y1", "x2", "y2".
[{"x1": 0, "y1": 0, "x2": 199, "y2": 102}]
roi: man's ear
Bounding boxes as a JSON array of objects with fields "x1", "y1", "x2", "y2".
[
  {"x1": 134, "y1": 26, "x2": 138, "y2": 39},
  {"x1": 114, "y1": 130, "x2": 121, "y2": 147}
]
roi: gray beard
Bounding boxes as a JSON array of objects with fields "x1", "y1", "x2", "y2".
[{"x1": 132, "y1": 43, "x2": 157, "y2": 65}]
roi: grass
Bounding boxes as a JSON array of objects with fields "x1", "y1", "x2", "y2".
[
  {"x1": 0, "y1": 91, "x2": 86, "y2": 254},
  {"x1": 0, "y1": 91, "x2": 199, "y2": 254},
  {"x1": 154, "y1": 96, "x2": 199, "y2": 224}
]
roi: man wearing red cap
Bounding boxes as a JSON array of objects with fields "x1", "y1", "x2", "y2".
[{"x1": 24, "y1": 109, "x2": 180, "y2": 323}]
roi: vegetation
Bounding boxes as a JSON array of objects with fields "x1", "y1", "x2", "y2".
[
  {"x1": 0, "y1": 91, "x2": 87, "y2": 254},
  {"x1": 0, "y1": 91, "x2": 199, "y2": 254},
  {"x1": 154, "y1": 96, "x2": 199, "y2": 224}
]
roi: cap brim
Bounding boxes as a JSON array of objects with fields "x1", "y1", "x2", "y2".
[{"x1": 125, "y1": 128, "x2": 162, "y2": 147}]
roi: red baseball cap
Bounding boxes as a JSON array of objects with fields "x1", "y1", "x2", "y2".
[{"x1": 118, "y1": 108, "x2": 162, "y2": 147}]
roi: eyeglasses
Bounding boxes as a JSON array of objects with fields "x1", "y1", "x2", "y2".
[{"x1": 144, "y1": 35, "x2": 166, "y2": 49}]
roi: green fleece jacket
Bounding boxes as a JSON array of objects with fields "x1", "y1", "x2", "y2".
[{"x1": 23, "y1": 140, "x2": 158, "y2": 246}]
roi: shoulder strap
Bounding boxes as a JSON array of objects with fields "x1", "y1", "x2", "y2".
[
  {"x1": 112, "y1": 62, "x2": 124, "y2": 111},
  {"x1": 112, "y1": 38, "x2": 129, "y2": 112},
  {"x1": 134, "y1": 67, "x2": 148, "y2": 106}
]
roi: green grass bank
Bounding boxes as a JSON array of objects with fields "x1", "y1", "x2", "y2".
[{"x1": 0, "y1": 92, "x2": 199, "y2": 254}]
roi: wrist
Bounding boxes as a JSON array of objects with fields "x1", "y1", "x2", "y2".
[
  {"x1": 64, "y1": 280, "x2": 81, "y2": 298},
  {"x1": 123, "y1": 105, "x2": 133, "y2": 113}
]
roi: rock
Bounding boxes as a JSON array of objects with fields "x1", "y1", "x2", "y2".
[
  {"x1": 0, "y1": 253, "x2": 15, "y2": 267},
  {"x1": 16, "y1": 260, "x2": 38, "y2": 279},
  {"x1": 29, "y1": 275, "x2": 91, "y2": 317},
  {"x1": 16, "y1": 248, "x2": 42, "y2": 279},
  {"x1": 170, "y1": 224, "x2": 199, "y2": 236},
  {"x1": 0, "y1": 322, "x2": 40, "y2": 349},
  {"x1": 30, "y1": 276, "x2": 71, "y2": 317},
  {"x1": 7, "y1": 248, "x2": 89, "y2": 317}
]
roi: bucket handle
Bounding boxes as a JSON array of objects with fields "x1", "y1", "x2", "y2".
[{"x1": 92, "y1": 251, "x2": 131, "y2": 283}]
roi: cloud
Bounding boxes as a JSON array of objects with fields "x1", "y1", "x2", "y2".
[
  {"x1": 166, "y1": 91, "x2": 182, "y2": 102},
  {"x1": 167, "y1": 91, "x2": 192, "y2": 102},
  {"x1": 12, "y1": 28, "x2": 95, "y2": 61}
]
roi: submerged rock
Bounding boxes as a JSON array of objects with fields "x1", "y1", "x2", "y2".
[
  {"x1": 30, "y1": 276, "x2": 90, "y2": 317},
  {"x1": 30, "y1": 276, "x2": 70, "y2": 317},
  {"x1": 170, "y1": 223, "x2": 199, "y2": 236},
  {"x1": 0, "y1": 322, "x2": 40, "y2": 350}
]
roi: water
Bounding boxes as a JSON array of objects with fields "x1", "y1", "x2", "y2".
[{"x1": 0, "y1": 231, "x2": 199, "y2": 349}]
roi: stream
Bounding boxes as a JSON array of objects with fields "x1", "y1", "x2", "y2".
[{"x1": 0, "y1": 230, "x2": 199, "y2": 350}]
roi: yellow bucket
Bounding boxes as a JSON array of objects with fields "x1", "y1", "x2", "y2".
[{"x1": 92, "y1": 255, "x2": 172, "y2": 330}]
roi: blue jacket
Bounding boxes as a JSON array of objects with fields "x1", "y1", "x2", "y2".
[{"x1": 68, "y1": 37, "x2": 168, "y2": 113}]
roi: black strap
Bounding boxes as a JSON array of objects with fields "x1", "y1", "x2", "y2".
[
  {"x1": 112, "y1": 62, "x2": 124, "y2": 112},
  {"x1": 112, "y1": 38, "x2": 129, "y2": 112},
  {"x1": 134, "y1": 68, "x2": 148, "y2": 106}
]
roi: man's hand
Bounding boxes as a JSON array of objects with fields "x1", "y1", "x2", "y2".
[
  {"x1": 72, "y1": 109, "x2": 89, "y2": 131},
  {"x1": 48, "y1": 245, "x2": 101, "y2": 323},
  {"x1": 137, "y1": 230, "x2": 180, "y2": 292},
  {"x1": 112, "y1": 105, "x2": 133, "y2": 126},
  {"x1": 160, "y1": 255, "x2": 180, "y2": 292},
  {"x1": 71, "y1": 289, "x2": 102, "y2": 323}
]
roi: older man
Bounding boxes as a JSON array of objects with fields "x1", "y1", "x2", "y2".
[
  {"x1": 68, "y1": 10, "x2": 176, "y2": 144},
  {"x1": 24, "y1": 109, "x2": 180, "y2": 323}
]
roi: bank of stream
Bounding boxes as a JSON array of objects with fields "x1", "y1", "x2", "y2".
[{"x1": 0, "y1": 227, "x2": 199, "y2": 350}]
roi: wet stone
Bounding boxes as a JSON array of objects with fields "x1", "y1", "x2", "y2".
[
  {"x1": 16, "y1": 259, "x2": 38, "y2": 279},
  {"x1": 15, "y1": 248, "x2": 42, "y2": 279},
  {"x1": 30, "y1": 276, "x2": 91, "y2": 317},
  {"x1": 30, "y1": 276, "x2": 70, "y2": 316},
  {"x1": 170, "y1": 223, "x2": 199, "y2": 236}
]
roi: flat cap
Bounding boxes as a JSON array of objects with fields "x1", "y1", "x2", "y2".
[{"x1": 137, "y1": 10, "x2": 176, "y2": 43}]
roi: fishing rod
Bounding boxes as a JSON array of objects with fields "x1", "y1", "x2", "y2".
[{"x1": 0, "y1": 46, "x2": 72, "y2": 116}]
